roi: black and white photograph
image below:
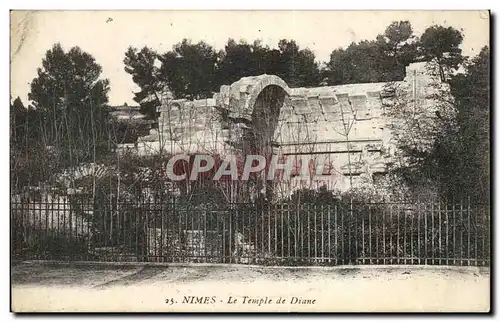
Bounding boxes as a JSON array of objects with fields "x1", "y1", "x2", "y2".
[{"x1": 9, "y1": 10, "x2": 491, "y2": 312}]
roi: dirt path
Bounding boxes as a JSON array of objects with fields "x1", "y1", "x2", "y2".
[{"x1": 11, "y1": 261, "x2": 490, "y2": 312}]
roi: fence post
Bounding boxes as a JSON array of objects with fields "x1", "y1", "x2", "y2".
[
  {"x1": 368, "y1": 202, "x2": 372, "y2": 265},
  {"x1": 286, "y1": 203, "x2": 290, "y2": 259},
  {"x1": 460, "y1": 199, "x2": 464, "y2": 266},
  {"x1": 320, "y1": 204, "x2": 324, "y2": 263},
  {"x1": 334, "y1": 203, "x2": 338, "y2": 265},
  {"x1": 350, "y1": 197, "x2": 353, "y2": 265},
  {"x1": 467, "y1": 196, "x2": 471, "y2": 266},
  {"x1": 307, "y1": 203, "x2": 311, "y2": 260},
  {"x1": 431, "y1": 201, "x2": 434, "y2": 265},
  {"x1": 382, "y1": 201, "x2": 386, "y2": 265},
  {"x1": 424, "y1": 202, "x2": 427, "y2": 265},
  {"x1": 327, "y1": 204, "x2": 331, "y2": 264}
]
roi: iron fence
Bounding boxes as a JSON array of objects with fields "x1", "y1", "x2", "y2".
[{"x1": 10, "y1": 195, "x2": 490, "y2": 266}]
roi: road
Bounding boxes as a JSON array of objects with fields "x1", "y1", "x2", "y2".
[{"x1": 11, "y1": 261, "x2": 490, "y2": 312}]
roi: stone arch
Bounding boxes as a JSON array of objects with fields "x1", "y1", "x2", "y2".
[
  {"x1": 215, "y1": 74, "x2": 291, "y2": 122},
  {"x1": 243, "y1": 75, "x2": 291, "y2": 121},
  {"x1": 249, "y1": 84, "x2": 289, "y2": 153},
  {"x1": 215, "y1": 75, "x2": 291, "y2": 153}
]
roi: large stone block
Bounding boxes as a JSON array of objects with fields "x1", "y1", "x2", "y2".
[
  {"x1": 349, "y1": 94, "x2": 368, "y2": 112},
  {"x1": 307, "y1": 96, "x2": 322, "y2": 114},
  {"x1": 291, "y1": 98, "x2": 312, "y2": 114},
  {"x1": 319, "y1": 95, "x2": 340, "y2": 114}
]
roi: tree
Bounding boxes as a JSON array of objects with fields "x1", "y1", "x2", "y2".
[
  {"x1": 10, "y1": 96, "x2": 26, "y2": 143},
  {"x1": 419, "y1": 25, "x2": 465, "y2": 82},
  {"x1": 325, "y1": 21, "x2": 419, "y2": 85},
  {"x1": 276, "y1": 39, "x2": 320, "y2": 87},
  {"x1": 388, "y1": 47, "x2": 489, "y2": 204},
  {"x1": 326, "y1": 40, "x2": 386, "y2": 84},
  {"x1": 29, "y1": 44, "x2": 109, "y2": 112},
  {"x1": 216, "y1": 38, "x2": 321, "y2": 88},
  {"x1": 123, "y1": 46, "x2": 164, "y2": 119},
  {"x1": 27, "y1": 43, "x2": 110, "y2": 165},
  {"x1": 446, "y1": 46, "x2": 490, "y2": 203},
  {"x1": 159, "y1": 39, "x2": 220, "y2": 100},
  {"x1": 376, "y1": 20, "x2": 419, "y2": 80},
  {"x1": 216, "y1": 39, "x2": 264, "y2": 86}
]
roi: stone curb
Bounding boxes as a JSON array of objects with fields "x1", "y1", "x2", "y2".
[{"x1": 13, "y1": 259, "x2": 489, "y2": 274}]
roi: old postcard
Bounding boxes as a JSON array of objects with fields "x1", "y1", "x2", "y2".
[{"x1": 10, "y1": 10, "x2": 491, "y2": 313}]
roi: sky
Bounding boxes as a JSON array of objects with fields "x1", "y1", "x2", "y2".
[{"x1": 10, "y1": 10, "x2": 490, "y2": 106}]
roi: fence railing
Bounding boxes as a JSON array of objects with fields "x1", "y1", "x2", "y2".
[{"x1": 10, "y1": 196, "x2": 490, "y2": 266}]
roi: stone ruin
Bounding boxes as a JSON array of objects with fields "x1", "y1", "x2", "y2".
[{"x1": 118, "y1": 62, "x2": 446, "y2": 193}]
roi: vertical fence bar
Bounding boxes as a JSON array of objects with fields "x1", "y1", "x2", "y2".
[
  {"x1": 177, "y1": 200, "x2": 181, "y2": 263},
  {"x1": 382, "y1": 203, "x2": 386, "y2": 265},
  {"x1": 396, "y1": 202, "x2": 400, "y2": 264},
  {"x1": 368, "y1": 203, "x2": 372, "y2": 265},
  {"x1": 153, "y1": 197, "x2": 158, "y2": 262},
  {"x1": 307, "y1": 204, "x2": 310, "y2": 260},
  {"x1": 254, "y1": 206, "x2": 258, "y2": 263},
  {"x1": 480, "y1": 205, "x2": 484, "y2": 265},
  {"x1": 42, "y1": 197, "x2": 47, "y2": 260},
  {"x1": 467, "y1": 197, "x2": 471, "y2": 266},
  {"x1": 90, "y1": 196, "x2": 95, "y2": 261},
  {"x1": 401, "y1": 202, "x2": 406, "y2": 264},
  {"x1": 286, "y1": 204, "x2": 290, "y2": 258},
  {"x1": 437, "y1": 201, "x2": 441, "y2": 265},
  {"x1": 410, "y1": 204, "x2": 414, "y2": 264},
  {"x1": 267, "y1": 203, "x2": 271, "y2": 257},
  {"x1": 334, "y1": 204, "x2": 337, "y2": 265},
  {"x1": 338, "y1": 203, "x2": 342, "y2": 265},
  {"x1": 349, "y1": 198, "x2": 353, "y2": 265},
  {"x1": 26, "y1": 199, "x2": 30, "y2": 259},
  {"x1": 222, "y1": 212, "x2": 226, "y2": 263},
  {"x1": 474, "y1": 203, "x2": 479, "y2": 266},
  {"x1": 314, "y1": 204, "x2": 318, "y2": 262},
  {"x1": 215, "y1": 210, "x2": 219, "y2": 263},
  {"x1": 281, "y1": 203, "x2": 284, "y2": 259},
  {"x1": 67, "y1": 197, "x2": 72, "y2": 260},
  {"x1": 191, "y1": 207, "x2": 195, "y2": 262},
  {"x1": 432, "y1": 202, "x2": 436, "y2": 265},
  {"x1": 135, "y1": 199, "x2": 139, "y2": 261},
  {"x1": 165, "y1": 196, "x2": 169, "y2": 262},
  {"x1": 460, "y1": 199, "x2": 464, "y2": 266},
  {"x1": 327, "y1": 204, "x2": 331, "y2": 264},
  {"x1": 375, "y1": 203, "x2": 379, "y2": 264},
  {"x1": 141, "y1": 198, "x2": 145, "y2": 262},
  {"x1": 111, "y1": 196, "x2": 115, "y2": 262},
  {"x1": 261, "y1": 204, "x2": 265, "y2": 261},
  {"x1": 389, "y1": 204, "x2": 393, "y2": 264},
  {"x1": 23, "y1": 199, "x2": 26, "y2": 259},
  {"x1": 273, "y1": 205, "x2": 278, "y2": 256},
  {"x1": 321, "y1": 204, "x2": 324, "y2": 263},
  {"x1": 445, "y1": 201, "x2": 449, "y2": 265},
  {"x1": 424, "y1": 202, "x2": 428, "y2": 265},
  {"x1": 362, "y1": 203, "x2": 365, "y2": 264},
  {"x1": 204, "y1": 210, "x2": 207, "y2": 263},
  {"x1": 486, "y1": 205, "x2": 490, "y2": 265},
  {"x1": 452, "y1": 201, "x2": 456, "y2": 265},
  {"x1": 229, "y1": 207, "x2": 233, "y2": 264},
  {"x1": 75, "y1": 197, "x2": 80, "y2": 261},
  {"x1": 37, "y1": 197, "x2": 41, "y2": 258},
  {"x1": 416, "y1": 200, "x2": 420, "y2": 265},
  {"x1": 298, "y1": 204, "x2": 302, "y2": 260}
]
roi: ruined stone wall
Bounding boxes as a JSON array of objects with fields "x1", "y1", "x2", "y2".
[{"x1": 127, "y1": 62, "x2": 445, "y2": 192}]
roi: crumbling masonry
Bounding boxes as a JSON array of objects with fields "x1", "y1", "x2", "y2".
[{"x1": 119, "y1": 62, "x2": 445, "y2": 193}]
